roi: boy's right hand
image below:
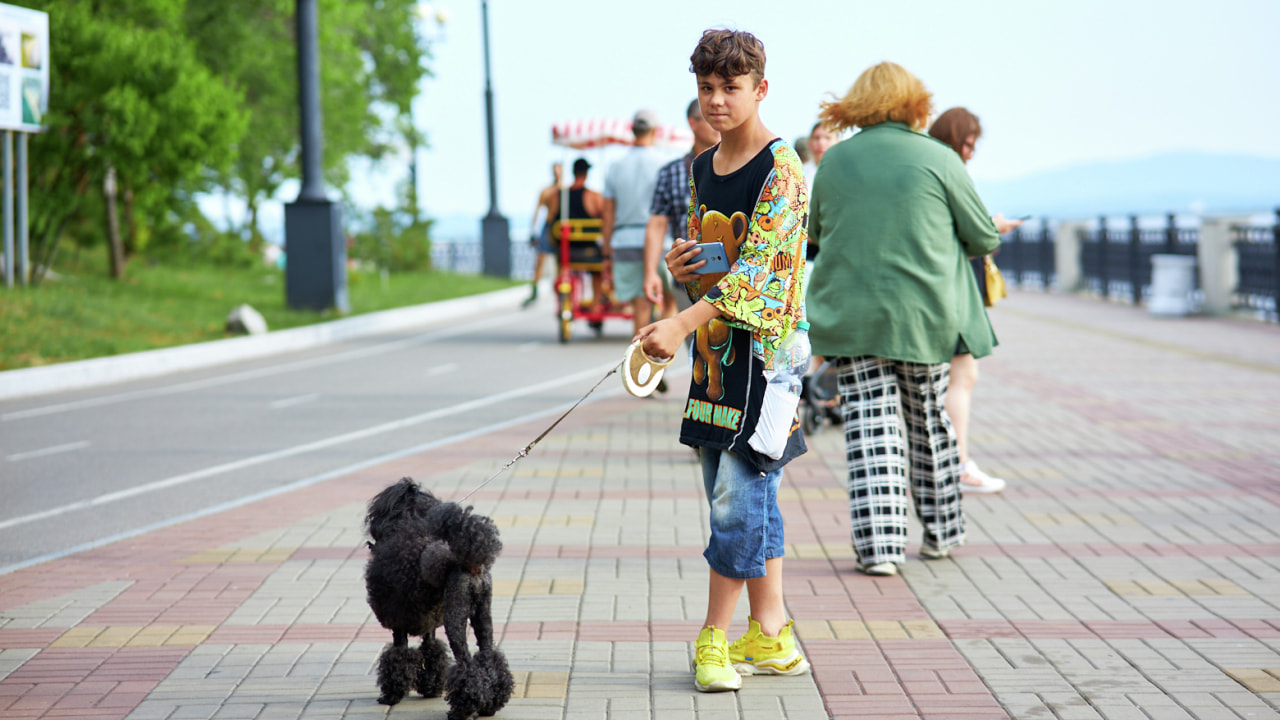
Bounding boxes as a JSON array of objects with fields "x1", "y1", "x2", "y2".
[
  {"x1": 634, "y1": 317, "x2": 688, "y2": 360},
  {"x1": 634, "y1": 298, "x2": 721, "y2": 360},
  {"x1": 666, "y1": 239, "x2": 704, "y2": 284}
]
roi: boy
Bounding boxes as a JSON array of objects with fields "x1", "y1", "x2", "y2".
[{"x1": 633, "y1": 28, "x2": 810, "y2": 693}]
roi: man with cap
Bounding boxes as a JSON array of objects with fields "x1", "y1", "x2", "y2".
[{"x1": 602, "y1": 109, "x2": 672, "y2": 346}]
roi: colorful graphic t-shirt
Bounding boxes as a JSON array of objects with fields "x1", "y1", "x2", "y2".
[{"x1": 680, "y1": 139, "x2": 809, "y2": 473}]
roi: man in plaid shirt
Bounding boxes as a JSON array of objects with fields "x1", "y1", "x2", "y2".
[{"x1": 642, "y1": 99, "x2": 721, "y2": 311}]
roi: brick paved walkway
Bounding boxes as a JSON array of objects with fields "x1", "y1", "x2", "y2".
[{"x1": 1, "y1": 289, "x2": 1278, "y2": 719}]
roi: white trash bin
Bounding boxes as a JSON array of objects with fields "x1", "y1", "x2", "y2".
[{"x1": 1148, "y1": 254, "x2": 1197, "y2": 317}]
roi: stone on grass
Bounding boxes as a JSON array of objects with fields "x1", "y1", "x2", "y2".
[{"x1": 226, "y1": 304, "x2": 268, "y2": 335}]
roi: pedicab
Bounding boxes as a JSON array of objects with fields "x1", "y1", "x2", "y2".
[{"x1": 548, "y1": 117, "x2": 693, "y2": 342}]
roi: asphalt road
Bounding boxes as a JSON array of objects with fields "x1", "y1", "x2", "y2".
[{"x1": 0, "y1": 302, "x2": 644, "y2": 574}]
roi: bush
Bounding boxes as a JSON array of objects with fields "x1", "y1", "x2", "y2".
[{"x1": 350, "y1": 206, "x2": 432, "y2": 272}]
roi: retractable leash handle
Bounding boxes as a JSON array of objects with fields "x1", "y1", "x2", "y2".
[
  {"x1": 622, "y1": 340, "x2": 674, "y2": 398},
  {"x1": 456, "y1": 360, "x2": 623, "y2": 502}
]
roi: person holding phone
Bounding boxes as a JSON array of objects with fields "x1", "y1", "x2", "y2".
[
  {"x1": 634, "y1": 29, "x2": 810, "y2": 693},
  {"x1": 928, "y1": 107, "x2": 1021, "y2": 494}
]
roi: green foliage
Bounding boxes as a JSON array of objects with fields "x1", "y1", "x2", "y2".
[
  {"x1": 350, "y1": 207, "x2": 433, "y2": 272},
  {"x1": 20, "y1": 0, "x2": 249, "y2": 281},
  {"x1": 186, "y1": 232, "x2": 263, "y2": 269},
  {"x1": 8, "y1": 0, "x2": 433, "y2": 279},
  {"x1": 184, "y1": 0, "x2": 432, "y2": 246}
]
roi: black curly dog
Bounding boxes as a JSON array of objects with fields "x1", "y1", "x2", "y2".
[{"x1": 365, "y1": 478, "x2": 514, "y2": 720}]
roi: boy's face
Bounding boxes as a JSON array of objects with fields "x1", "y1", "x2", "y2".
[{"x1": 697, "y1": 73, "x2": 767, "y2": 135}]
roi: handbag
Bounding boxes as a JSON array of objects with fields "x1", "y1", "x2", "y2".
[{"x1": 983, "y1": 256, "x2": 1007, "y2": 307}]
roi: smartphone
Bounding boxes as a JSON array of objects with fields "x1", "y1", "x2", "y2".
[
  {"x1": 1015, "y1": 215, "x2": 1032, "y2": 221},
  {"x1": 690, "y1": 241, "x2": 732, "y2": 275}
]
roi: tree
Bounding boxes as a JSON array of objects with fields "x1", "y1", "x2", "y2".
[
  {"x1": 17, "y1": 0, "x2": 430, "y2": 281},
  {"x1": 22, "y1": 0, "x2": 248, "y2": 281},
  {"x1": 185, "y1": 0, "x2": 431, "y2": 249}
]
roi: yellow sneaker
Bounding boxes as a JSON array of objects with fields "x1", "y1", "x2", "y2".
[
  {"x1": 728, "y1": 617, "x2": 810, "y2": 676},
  {"x1": 693, "y1": 626, "x2": 741, "y2": 692}
]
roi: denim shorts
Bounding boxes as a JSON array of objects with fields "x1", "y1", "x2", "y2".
[
  {"x1": 699, "y1": 448, "x2": 785, "y2": 579},
  {"x1": 535, "y1": 225, "x2": 555, "y2": 255}
]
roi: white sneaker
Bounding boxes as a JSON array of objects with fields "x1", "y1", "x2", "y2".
[
  {"x1": 921, "y1": 532, "x2": 966, "y2": 559},
  {"x1": 857, "y1": 561, "x2": 898, "y2": 576},
  {"x1": 919, "y1": 542, "x2": 950, "y2": 559},
  {"x1": 960, "y1": 460, "x2": 1006, "y2": 493}
]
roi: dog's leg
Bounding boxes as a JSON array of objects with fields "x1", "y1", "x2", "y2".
[
  {"x1": 442, "y1": 572, "x2": 480, "y2": 720},
  {"x1": 469, "y1": 573, "x2": 513, "y2": 717},
  {"x1": 415, "y1": 632, "x2": 449, "y2": 698},
  {"x1": 376, "y1": 630, "x2": 415, "y2": 705},
  {"x1": 442, "y1": 572, "x2": 474, "y2": 664},
  {"x1": 443, "y1": 573, "x2": 513, "y2": 720}
]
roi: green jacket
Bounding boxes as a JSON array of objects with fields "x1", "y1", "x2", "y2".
[{"x1": 807, "y1": 122, "x2": 1000, "y2": 364}]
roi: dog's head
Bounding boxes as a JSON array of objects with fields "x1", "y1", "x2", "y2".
[
  {"x1": 365, "y1": 477, "x2": 440, "y2": 546},
  {"x1": 424, "y1": 501, "x2": 503, "y2": 572}
]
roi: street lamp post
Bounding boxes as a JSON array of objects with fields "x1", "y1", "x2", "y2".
[
  {"x1": 478, "y1": 0, "x2": 509, "y2": 277},
  {"x1": 284, "y1": 0, "x2": 349, "y2": 312}
]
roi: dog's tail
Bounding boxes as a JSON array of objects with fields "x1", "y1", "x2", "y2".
[{"x1": 365, "y1": 478, "x2": 439, "y2": 544}]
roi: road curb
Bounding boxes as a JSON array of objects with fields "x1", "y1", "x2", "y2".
[{"x1": 0, "y1": 285, "x2": 529, "y2": 401}]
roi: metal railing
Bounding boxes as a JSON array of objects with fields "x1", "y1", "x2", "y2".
[
  {"x1": 1230, "y1": 208, "x2": 1280, "y2": 321},
  {"x1": 1078, "y1": 214, "x2": 1199, "y2": 304},
  {"x1": 430, "y1": 239, "x2": 536, "y2": 281},
  {"x1": 998, "y1": 220, "x2": 1055, "y2": 290},
  {"x1": 424, "y1": 208, "x2": 1280, "y2": 324}
]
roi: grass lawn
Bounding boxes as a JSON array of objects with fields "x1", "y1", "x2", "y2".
[{"x1": 0, "y1": 255, "x2": 520, "y2": 371}]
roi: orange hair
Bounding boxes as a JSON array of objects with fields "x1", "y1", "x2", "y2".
[{"x1": 818, "y1": 61, "x2": 933, "y2": 132}]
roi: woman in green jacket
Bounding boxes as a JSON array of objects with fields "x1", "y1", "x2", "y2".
[{"x1": 807, "y1": 62, "x2": 1001, "y2": 576}]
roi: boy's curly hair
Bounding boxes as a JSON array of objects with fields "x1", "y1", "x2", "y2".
[{"x1": 689, "y1": 29, "x2": 765, "y2": 84}]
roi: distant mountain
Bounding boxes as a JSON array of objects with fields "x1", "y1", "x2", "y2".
[{"x1": 973, "y1": 153, "x2": 1280, "y2": 220}]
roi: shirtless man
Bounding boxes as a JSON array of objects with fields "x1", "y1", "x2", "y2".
[{"x1": 523, "y1": 162, "x2": 563, "y2": 307}]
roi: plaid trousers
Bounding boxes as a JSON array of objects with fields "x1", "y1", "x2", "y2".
[{"x1": 834, "y1": 356, "x2": 965, "y2": 565}]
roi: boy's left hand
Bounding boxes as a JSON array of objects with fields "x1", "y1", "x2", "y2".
[{"x1": 666, "y1": 239, "x2": 704, "y2": 284}]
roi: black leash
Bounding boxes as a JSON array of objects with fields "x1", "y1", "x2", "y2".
[{"x1": 456, "y1": 361, "x2": 622, "y2": 502}]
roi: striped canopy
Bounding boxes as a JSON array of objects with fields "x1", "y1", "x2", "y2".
[{"x1": 551, "y1": 118, "x2": 693, "y2": 149}]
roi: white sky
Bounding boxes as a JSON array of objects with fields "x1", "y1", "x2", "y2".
[{"x1": 343, "y1": 0, "x2": 1280, "y2": 230}]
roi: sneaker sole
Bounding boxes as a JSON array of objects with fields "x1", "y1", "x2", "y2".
[
  {"x1": 695, "y1": 675, "x2": 742, "y2": 692},
  {"x1": 858, "y1": 562, "x2": 898, "y2": 576},
  {"x1": 733, "y1": 656, "x2": 811, "y2": 676},
  {"x1": 960, "y1": 482, "x2": 1005, "y2": 494}
]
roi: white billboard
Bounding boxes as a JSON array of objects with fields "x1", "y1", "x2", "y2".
[{"x1": 0, "y1": 3, "x2": 47, "y2": 132}]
